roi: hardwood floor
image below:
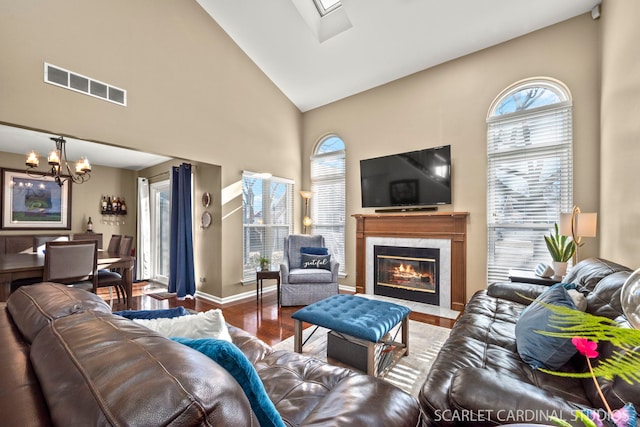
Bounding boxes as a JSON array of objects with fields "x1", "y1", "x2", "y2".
[{"x1": 98, "y1": 283, "x2": 456, "y2": 346}]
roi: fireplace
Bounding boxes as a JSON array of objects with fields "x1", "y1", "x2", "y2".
[
  {"x1": 354, "y1": 213, "x2": 468, "y2": 311},
  {"x1": 374, "y1": 245, "x2": 440, "y2": 305}
]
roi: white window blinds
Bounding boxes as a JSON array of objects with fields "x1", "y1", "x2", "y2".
[
  {"x1": 487, "y1": 86, "x2": 573, "y2": 284},
  {"x1": 311, "y1": 137, "x2": 346, "y2": 275},
  {"x1": 242, "y1": 172, "x2": 294, "y2": 283}
]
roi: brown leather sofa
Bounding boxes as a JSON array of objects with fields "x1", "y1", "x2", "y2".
[
  {"x1": 1, "y1": 282, "x2": 424, "y2": 426},
  {"x1": 419, "y1": 258, "x2": 640, "y2": 426}
]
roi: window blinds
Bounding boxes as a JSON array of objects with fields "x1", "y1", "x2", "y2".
[
  {"x1": 311, "y1": 150, "x2": 346, "y2": 275},
  {"x1": 487, "y1": 103, "x2": 573, "y2": 283}
]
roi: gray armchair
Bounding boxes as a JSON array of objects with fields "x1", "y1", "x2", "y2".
[{"x1": 279, "y1": 234, "x2": 339, "y2": 306}]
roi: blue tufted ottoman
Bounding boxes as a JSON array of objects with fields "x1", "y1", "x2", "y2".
[{"x1": 291, "y1": 294, "x2": 411, "y2": 376}]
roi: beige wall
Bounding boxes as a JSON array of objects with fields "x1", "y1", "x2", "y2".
[
  {"x1": 600, "y1": 1, "x2": 640, "y2": 268},
  {"x1": 302, "y1": 14, "x2": 601, "y2": 297},
  {"x1": 0, "y1": 151, "x2": 136, "y2": 241},
  {"x1": 0, "y1": 0, "x2": 302, "y2": 298}
]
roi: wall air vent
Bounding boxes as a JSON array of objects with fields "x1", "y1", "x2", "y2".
[{"x1": 44, "y1": 63, "x2": 127, "y2": 106}]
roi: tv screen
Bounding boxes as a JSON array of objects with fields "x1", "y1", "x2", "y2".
[{"x1": 360, "y1": 145, "x2": 451, "y2": 208}]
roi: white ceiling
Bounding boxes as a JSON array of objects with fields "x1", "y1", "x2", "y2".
[
  {"x1": 197, "y1": 0, "x2": 600, "y2": 112},
  {"x1": 0, "y1": 124, "x2": 172, "y2": 171}
]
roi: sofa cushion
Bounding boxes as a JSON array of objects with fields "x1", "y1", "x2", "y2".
[
  {"x1": 171, "y1": 337, "x2": 285, "y2": 427},
  {"x1": 255, "y1": 349, "x2": 422, "y2": 427},
  {"x1": 7, "y1": 282, "x2": 111, "y2": 343},
  {"x1": 300, "y1": 246, "x2": 329, "y2": 255},
  {"x1": 30, "y1": 311, "x2": 259, "y2": 426},
  {"x1": 288, "y1": 268, "x2": 333, "y2": 283},
  {"x1": 448, "y1": 368, "x2": 582, "y2": 425},
  {"x1": 515, "y1": 283, "x2": 579, "y2": 369},
  {"x1": 133, "y1": 309, "x2": 232, "y2": 342},
  {"x1": 301, "y1": 253, "x2": 331, "y2": 270}
]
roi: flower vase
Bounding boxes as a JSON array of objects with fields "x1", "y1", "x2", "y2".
[{"x1": 552, "y1": 261, "x2": 567, "y2": 279}]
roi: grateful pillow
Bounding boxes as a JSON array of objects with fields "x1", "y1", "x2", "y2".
[
  {"x1": 300, "y1": 246, "x2": 329, "y2": 256},
  {"x1": 171, "y1": 337, "x2": 285, "y2": 427},
  {"x1": 301, "y1": 253, "x2": 331, "y2": 270},
  {"x1": 515, "y1": 283, "x2": 579, "y2": 370},
  {"x1": 133, "y1": 309, "x2": 232, "y2": 342}
]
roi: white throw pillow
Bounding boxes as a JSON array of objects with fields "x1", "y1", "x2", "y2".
[
  {"x1": 133, "y1": 309, "x2": 232, "y2": 342},
  {"x1": 567, "y1": 289, "x2": 587, "y2": 312}
]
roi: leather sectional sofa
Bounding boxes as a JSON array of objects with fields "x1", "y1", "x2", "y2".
[
  {"x1": 1, "y1": 282, "x2": 424, "y2": 426},
  {"x1": 419, "y1": 258, "x2": 640, "y2": 426}
]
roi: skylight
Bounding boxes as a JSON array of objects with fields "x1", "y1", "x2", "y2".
[{"x1": 313, "y1": 0, "x2": 341, "y2": 16}]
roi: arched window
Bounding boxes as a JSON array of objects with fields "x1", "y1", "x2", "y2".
[
  {"x1": 311, "y1": 135, "x2": 346, "y2": 275},
  {"x1": 486, "y1": 78, "x2": 573, "y2": 283}
]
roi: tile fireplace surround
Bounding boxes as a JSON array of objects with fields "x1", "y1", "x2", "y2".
[{"x1": 353, "y1": 212, "x2": 468, "y2": 312}]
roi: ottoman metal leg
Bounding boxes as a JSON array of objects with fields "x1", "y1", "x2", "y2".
[
  {"x1": 367, "y1": 342, "x2": 376, "y2": 376},
  {"x1": 294, "y1": 318, "x2": 303, "y2": 353},
  {"x1": 402, "y1": 315, "x2": 409, "y2": 356}
]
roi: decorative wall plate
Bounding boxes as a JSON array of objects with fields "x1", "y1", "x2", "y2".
[
  {"x1": 202, "y1": 192, "x2": 211, "y2": 208},
  {"x1": 201, "y1": 211, "x2": 212, "y2": 229}
]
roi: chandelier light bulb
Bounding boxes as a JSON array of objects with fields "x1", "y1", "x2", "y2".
[
  {"x1": 26, "y1": 151, "x2": 39, "y2": 168},
  {"x1": 47, "y1": 150, "x2": 60, "y2": 166}
]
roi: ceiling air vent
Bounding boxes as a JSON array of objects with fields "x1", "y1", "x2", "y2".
[{"x1": 44, "y1": 63, "x2": 127, "y2": 106}]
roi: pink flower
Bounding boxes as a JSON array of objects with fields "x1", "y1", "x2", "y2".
[{"x1": 572, "y1": 337, "x2": 599, "y2": 359}]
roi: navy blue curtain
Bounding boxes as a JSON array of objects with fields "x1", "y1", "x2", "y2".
[{"x1": 169, "y1": 163, "x2": 195, "y2": 297}]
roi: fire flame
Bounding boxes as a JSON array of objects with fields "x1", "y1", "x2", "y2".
[{"x1": 393, "y1": 263, "x2": 424, "y2": 279}]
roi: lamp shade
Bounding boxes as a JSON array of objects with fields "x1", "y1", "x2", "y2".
[
  {"x1": 621, "y1": 268, "x2": 640, "y2": 329},
  {"x1": 559, "y1": 213, "x2": 573, "y2": 236},
  {"x1": 575, "y1": 212, "x2": 597, "y2": 238}
]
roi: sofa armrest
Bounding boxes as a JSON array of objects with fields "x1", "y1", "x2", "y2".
[
  {"x1": 228, "y1": 323, "x2": 273, "y2": 365},
  {"x1": 487, "y1": 281, "x2": 548, "y2": 305},
  {"x1": 279, "y1": 261, "x2": 290, "y2": 284},
  {"x1": 330, "y1": 259, "x2": 340, "y2": 282},
  {"x1": 447, "y1": 368, "x2": 583, "y2": 426}
]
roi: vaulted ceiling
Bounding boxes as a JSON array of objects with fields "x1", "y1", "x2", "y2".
[{"x1": 197, "y1": 0, "x2": 600, "y2": 112}]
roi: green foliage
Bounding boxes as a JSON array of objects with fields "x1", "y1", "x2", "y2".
[
  {"x1": 544, "y1": 223, "x2": 576, "y2": 262},
  {"x1": 536, "y1": 303, "x2": 640, "y2": 383}
]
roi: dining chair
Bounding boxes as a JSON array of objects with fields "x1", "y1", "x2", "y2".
[
  {"x1": 33, "y1": 235, "x2": 70, "y2": 254},
  {"x1": 43, "y1": 240, "x2": 98, "y2": 293},
  {"x1": 97, "y1": 235, "x2": 133, "y2": 305},
  {"x1": 106, "y1": 235, "x2": 122, "y2": 253}
]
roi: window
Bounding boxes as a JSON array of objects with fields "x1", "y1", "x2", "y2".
[
  {"x1": 313, "y1": 0, "x2": 341, "y2": 16},
  {"x1": 311, "y1": 135, "x2": 346, "y2": 275},
  {"x1": 242, "y1": 172, "x2": 294, "y2": 283},
  {"x1": 486, "y1": 79, "x2": 573, "y2": 283}
]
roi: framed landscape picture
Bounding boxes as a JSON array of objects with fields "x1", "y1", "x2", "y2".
[{"x1": 1, "y1": 168, "x2": 72, "y2": 230}]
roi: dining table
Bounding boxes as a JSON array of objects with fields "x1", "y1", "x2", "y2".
[{"x1": 0, "y1": 250, "x2": 135, "y2": 308}]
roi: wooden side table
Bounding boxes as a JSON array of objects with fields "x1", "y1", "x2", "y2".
[{"x1": 256, "y1": 270, "x2": 281, "y2": 305}]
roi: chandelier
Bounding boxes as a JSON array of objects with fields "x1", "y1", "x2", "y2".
[{"x1": 25, "y1": 136, "x2": 91, "y2": 186}]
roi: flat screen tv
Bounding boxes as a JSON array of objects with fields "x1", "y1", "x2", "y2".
[{"x1": 360, "y1": 145, "x2": 451, "y2": 208}]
